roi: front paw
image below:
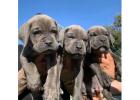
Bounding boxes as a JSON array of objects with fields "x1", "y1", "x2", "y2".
[
  {"x1": 43, "y1": 89, "x2": 59, "y2": 100},
  {"x1": 27, "y1": 77, "x2": 42, "y2": 91},
  {"x1": 27, "y1": 83, "x2": 42, "y2": 92}
]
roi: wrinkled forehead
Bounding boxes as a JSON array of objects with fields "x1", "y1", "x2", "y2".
[
  {"x1": 28, "y1": 16, "x2": 57, "y2": 30},
  {"x1": 88, "y1": 28, "x2": 108, "y2": 35},
  {"x1": 66, "y1": 27, "x2": 87, "y2": 38}
]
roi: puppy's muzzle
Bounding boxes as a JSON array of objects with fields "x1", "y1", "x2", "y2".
[
  {"x1": 99, "y1": 37, "x2": 106, "y2": 43},
  {"x1": 91, "y1": 35, "x2": 109, "y2": 51},
  {"x1": 33, "y1": 35, "x2": 59, "y2": 53},
  {"x1": 74, "y1": 41, "x2": 85, "y2": 55},
  {"x1": 41, "y1": 35, "x2": 55, "y2": 47},
  {"x1": 76, "y1": 42, "x2": 83, "y2": 50},
  {"x1": 45, "y1": 39, "x2": 53, "y2": 46}
]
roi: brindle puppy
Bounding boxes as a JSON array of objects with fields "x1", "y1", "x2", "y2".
[
  {"x1": 59, "y1": 25, "x2": 88, "y2": 100},
  {"x1": 19, "y1": 14, "x2": 62, "y2": 100}
]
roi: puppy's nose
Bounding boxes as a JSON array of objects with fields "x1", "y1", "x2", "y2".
[
  {"x1": 45, "y1": 40, "x2": 52, "y2": 46},
  {"x1": 76, "y1": 43, "x2": 82, "y2": 50},
  {"x1": 100, "y1": 38, "x2": 106, "y2": 42}
]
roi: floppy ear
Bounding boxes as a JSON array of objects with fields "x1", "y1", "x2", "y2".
[
  {"x1": 86, "y1": 30, "x2": 91, "y2": 53},
  {"x1": 54, "y1": 21, "x2": 63, "y2": 42},
  {"x1": 19, "y1": 23, "x2": 31, "y2": 47},
  {"x1": 54, "y1": 21, "x2": 59, "y2": 41},
  {"x1": 55, "y1": 22, "x2": 64, "y2": 55},
  {"x1": 87, "y1": 41, "x2": 91, "y2": 54},
  {"x1": 57, "y1": 24, "x2": 63, "y2": 33},
  {"x1": 18, "y1": 23, "x2": 26, "y2": 42},
  {"x1": 19, "y1": 22, "x2": 35, "y2": 59},
  {"x1": 108, "y1": 30, "x2": 115, "y2": 48},
  {"x1": 58, "y1": 27, "x2": 69, "y2": 48}
]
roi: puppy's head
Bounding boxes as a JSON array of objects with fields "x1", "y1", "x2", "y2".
[
  {"x1": 59, "y1": 25, "x2": 88, "y2": 59},
  {"x1": 87, "y1": 26, "x2": 114, "y2": 53},
  {"x1": 20, "y1": 14, "x2": 60, "y2": 54}
]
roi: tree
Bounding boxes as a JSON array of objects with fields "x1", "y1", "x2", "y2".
[{"x1": 106, "y1": 15, "x2": 121, "y2": 56}]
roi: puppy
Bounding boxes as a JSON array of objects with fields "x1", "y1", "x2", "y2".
[
  {"x1": 59, "y1": 25, "x2": 88, "y2": 100},
  {"x1": 83, "y1": 26, "x2": 121, "y2": 100},
  {"x1": 19, "y1": 14, "x2": 62, "y2": 100}
]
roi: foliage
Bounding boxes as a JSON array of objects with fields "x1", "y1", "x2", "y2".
[{"x1": 106, "y1": 15, "x2": 121, "y2": 57}]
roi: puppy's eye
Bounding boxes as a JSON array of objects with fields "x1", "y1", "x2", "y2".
[
  {"x1": 51, "y1": 29, "x2": 58, "y2": 34},
  {"x1": 90, "y1": 32, "x2": 97, "y2": 36},
  {"x1": 68, "y1": 35, "x2": 75, "y2": 39},
  {"x1": 105, "y1": 33, "x2": 109, "y2": 36},
  {"x1": 67, "y1": 33, "x2": 75, "y2": 38},
  {"x1": 33, "y1": 30, "x2": 41, "y2": 35}
]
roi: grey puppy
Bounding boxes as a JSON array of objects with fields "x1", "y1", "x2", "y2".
[
  {"x1": 59, "y1": 25, "x2": 88, "y2": 100},
  {"x1": 19, "y1": 14, "x2": 62, "y2": 100},
  {"x1": 83, "y1": 26, "x2": 121, "y2": 100},
  {"x1": 87, "y1": 26, "x2": 114, "y2": 52}
]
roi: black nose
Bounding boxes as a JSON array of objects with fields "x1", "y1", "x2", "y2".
[
  {"x1": 45, "y1": 40, "x2": 52, "y2": 46},
  {"x1": 100, "y1": 38, "x2": 106, "y2": 42},
  {"x1": 76, "y1": 43, "x2": 82, "y2": 50}
]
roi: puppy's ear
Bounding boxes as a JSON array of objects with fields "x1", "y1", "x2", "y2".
[
  {"x1": 54, "y1": 21, "x2": 63, "y2": 42},
  {"x1": 58, "y1": 27, "x2": 69, "y2": 48},
  {"x1": 54, "y1": 21, "x2": 59, "y2": 41},
  {"x1": 56, "y1": 23, "x2": 63, "y2": 33},
  {"x1": 58, "y1": 29, "x2": 64, "y2": 49},
  {"x1": 18, "y1": 23, "x2": 26, "y2": 42},
  {"x1": 20, "y1": 23, "x2": 35, "y2": 58},
  {"x1": 87, "y1": 41, "x2": 91, "y2": 54},
  {"x1": 86, "y1": 30, "x2": 91, "y2": 53},
  {"x1": 107, "y1": 29, "x2": 115, "y2": 48},
  {"x1": 19, "y1": 22, "x2": 36, "y2": 60},
  {"x1": 19, "y1": 23, "x2": 31, "y2": 47}
]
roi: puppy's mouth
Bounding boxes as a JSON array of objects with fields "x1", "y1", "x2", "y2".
[
  {"x1": 98, "y1": 46, "x2": 108, "y2": 52},
  {"x1": 71, "y1": 53, "x2": 84, "y2": 59},
  {"x1": 33, "y1": 43, "x2": 59, "y2": 54},
  {"x1": 73, "y1": 53, "x2": 82, "y2": 56},
  {"x1": 41, "y1": 49, "x2": 56, "y2": 55},
  {"x1": 64, "y1": 50, "x2": 84, "y2": 59},
  {"x1": 92, "y1": 45, "x2": 109, "y2": 53}
]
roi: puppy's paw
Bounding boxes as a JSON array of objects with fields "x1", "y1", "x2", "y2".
[
  {"x1": 27, "y1": 82, "x2": 42, "y2": 92},
  {"x1": 26, "y1": 76, "x2": 42, "y2": 91},
  {"x1": 43, "y1": 89, "x2": 59, "y2": 100}
]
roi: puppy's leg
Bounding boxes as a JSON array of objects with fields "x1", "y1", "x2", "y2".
[
  {"x1": 56, "y1": 56, "x2": 63, "y2": 99},
  {"x1": 43, "y1": 66, "x2": 58, "y2": 100},
  {"x1": 43, "y1": 56, "x2": 62, "y2": 100},
  {"x1": 18, "y1": 68, "x2": 27, "y2": 95},
  {"x1": 20, "y1": 56, "x2": 42, "y2": 99},
  {"x1": 73, "y1": 64, "x2": 83, "y2": 100},
  {"x1": 81, "y1": 83, "x2": 88, "y2": 100}
]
